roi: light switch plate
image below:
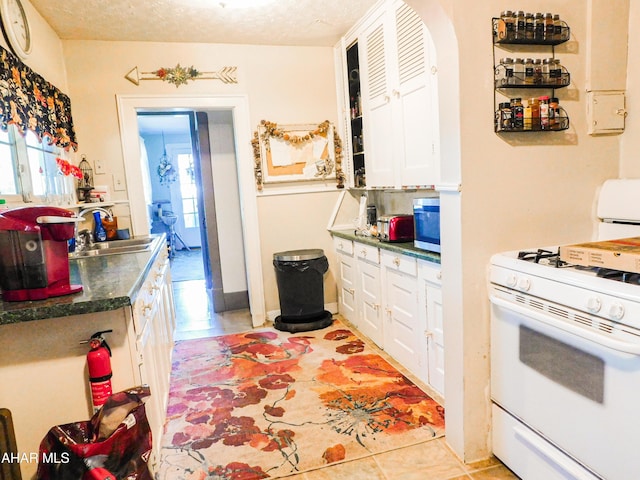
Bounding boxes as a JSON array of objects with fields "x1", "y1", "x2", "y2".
[
  {"x1": 113, "y1": 173, "x2": 126, "y2": 191},
  {"x1": 95, "y1": 158, "x2": 105, "y2": 174}
]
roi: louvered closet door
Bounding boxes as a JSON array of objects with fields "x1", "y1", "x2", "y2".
[
  {"x1": 394, "y1": 1, "x2": 440, "y2": 187},
  {"x1": 360, "y1": 12, "x2": 395, "y2": 188}
]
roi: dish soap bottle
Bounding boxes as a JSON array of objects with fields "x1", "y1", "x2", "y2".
[{"x1": 93, "y1": 211, "x2": 107, "y2": 242}]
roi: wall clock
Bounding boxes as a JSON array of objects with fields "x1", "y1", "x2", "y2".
[{"x1": 0, "y1": 0, "x2": 31, "y2": 59}]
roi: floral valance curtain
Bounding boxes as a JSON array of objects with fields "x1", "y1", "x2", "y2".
[{"x1": 0, "y1": 46, "x2": 77, "y2": 151}]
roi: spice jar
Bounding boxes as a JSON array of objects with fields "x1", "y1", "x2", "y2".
[
  {"x1": 529, "y1": 97, "x2": 541, "y2": 130},
  {"x1": 524, "y1": 58, "x2": 534, "y2": 85},
  {"x1": 533, "y1": 59, "x2": 543, "y2": 85},
  {"x1": 525, "y1": 13, "x2": 534, "y2": 41},
  {"x1": 499, "y1": 57, "x2": 514, "y2": 85},
  {"x1": 515, "y1": 11, "x2": 526, "y2": 40},
  {"x1": 513, "y1": 58, "x2": 525, "y2": 85},
  {"x1": 498, "y1": 10, "x2": 515, "y2": 41},
  {"x1": 539, "y1": 95, "x2": 550, "y2": 130},
  {"x1": 534, "y1": 13, "x2": 545, "y2": 41},
  {"x1": 544, "y1": 13, "x2": 554, "y2": 41},
  {"x1": 549, "y1": 97, "x2": 560, "y2": 129},
  {"x1": 511, "y1": 97, "x2": 524, "y2": 130},
  {"x1": 499, "y1": 102, "x2": 513, "y2": 130}
]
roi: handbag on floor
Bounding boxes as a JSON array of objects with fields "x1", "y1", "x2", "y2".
[{"x1": 36, "y1": 386, "x2": 153, "y2": 480}]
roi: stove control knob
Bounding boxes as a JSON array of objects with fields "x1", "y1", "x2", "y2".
[
  {"x1": 517, "y1": 277, "x2": 531, "y2": 291},
  {"x1": 608, "y1": 302, "x2": 625, "y2": 320},
  {"x1": 506, "y1": 273, "x2": 517, "y2": 287},
  {"x1": 586, "y1": 297, "x2": 602, "y2": 313}
]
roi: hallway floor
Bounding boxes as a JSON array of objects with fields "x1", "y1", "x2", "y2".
[{"x1": 168, "y1": 251, "x2": 519, "y2": 479}]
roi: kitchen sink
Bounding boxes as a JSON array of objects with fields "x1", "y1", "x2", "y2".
[{"x1": 69, "y1": 236, "x2": 159, "y2": 259}]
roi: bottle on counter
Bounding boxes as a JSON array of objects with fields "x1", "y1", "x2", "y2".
[{"x1": 93, "y1": 211, "x2": 107, "y2": 242}]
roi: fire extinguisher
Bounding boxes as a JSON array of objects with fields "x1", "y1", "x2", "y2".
[{"x1": 85, "y1": 330, "x2": 113, "y2": 413}]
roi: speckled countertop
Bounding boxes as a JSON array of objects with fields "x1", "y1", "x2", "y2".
[
  {"x1": 0, "y1": 235, "x2": 166, "y2": 325},
  {"x1": 331, "y1": 229, "x2": 441, "y2": 264}
]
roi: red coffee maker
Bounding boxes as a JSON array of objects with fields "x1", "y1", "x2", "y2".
[{"x1": 0, "y1": 206, "x2": 82, "y2": 302}]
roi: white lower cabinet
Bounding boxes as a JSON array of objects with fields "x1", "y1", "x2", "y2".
[
  {"x1": 355, "y1": 243, "x2": 383, "y2": 347},
  {"x1": 381, "y1": 251, "x2": 421, "y2": 375},
  {"x1": 419, "y1": 259, "x2": 444, "y2": 396},
  {"x1": 333, "y1": 236, "x2": 443, "y2": 395},
  {"x1": 334, "y1": 237, "x2": 357, "y2": 325},
  {"x1": 133, "y1": 248, "x2": 176, "y2": 471}
]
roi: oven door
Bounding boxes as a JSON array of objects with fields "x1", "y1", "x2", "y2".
[{"x1": 490, "y1": 289, "x2": 640, "y2": 480}]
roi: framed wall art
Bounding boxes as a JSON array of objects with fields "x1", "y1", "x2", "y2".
[{"x1": 252, "y1": 120, "x2": 345, "y2": 190}]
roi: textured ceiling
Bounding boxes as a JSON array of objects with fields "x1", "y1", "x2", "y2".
[{"x1": 29, "y1": 0, "x2": 378, "y2": 47}]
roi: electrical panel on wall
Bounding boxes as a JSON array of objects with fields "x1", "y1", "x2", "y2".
[{"x1": 587, "y1": 90, "x2": 626, "y2": 135}]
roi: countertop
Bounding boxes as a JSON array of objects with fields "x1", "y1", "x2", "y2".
[
  {"x1": 331, "y1": 229, "x2": 441, "y2": 264},
  {"x1": 0, "y1": 235, "x2": 166, "y2": 325}
]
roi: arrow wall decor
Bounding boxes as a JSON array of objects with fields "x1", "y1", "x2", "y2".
[{"x1": 125, "y1": 65, "x2": 238, "y2": 87}]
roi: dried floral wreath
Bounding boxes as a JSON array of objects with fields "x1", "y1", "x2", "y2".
[{"x1": 251, "y1": 120, "x2": 345, "y2": 190}]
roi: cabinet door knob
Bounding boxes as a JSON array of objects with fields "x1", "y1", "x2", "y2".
[
  {"x1": 361, "y1": 249, "x2": 367, "y2": 257},
  {"x1": 393, "y1": 257, "x2": 401, "y2": 266},
  {"x1": 436, "y1": 271, "x2": 442, "y2": 280},
  {"x1": 425, "y1": 330, "x2": 434, "y2": 338},
  {"x1": 347, "y1": 288, "x2": 355, "y2": 295},
  {"x1": 392, "y1": 89, "x2": 400, "y2": 98}
]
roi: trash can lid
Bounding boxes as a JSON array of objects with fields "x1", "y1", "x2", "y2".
[{"x1": 274, "y1": 249, "x2": 325, "y2": 261}]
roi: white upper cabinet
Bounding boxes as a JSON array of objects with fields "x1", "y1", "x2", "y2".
[{"x1": 357, "y1": 0, "x2": 440, "y2": 189}]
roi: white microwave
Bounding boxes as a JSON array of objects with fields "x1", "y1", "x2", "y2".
[{"x1": 413, "y1": 198, "x2": 440, "y2": 253}]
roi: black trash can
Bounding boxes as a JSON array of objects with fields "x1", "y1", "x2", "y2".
[{"x1": 273, "y1": 249, "x2": 333, "y2": 332}]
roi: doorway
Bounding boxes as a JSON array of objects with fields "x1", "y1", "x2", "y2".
[
  {"x1": 116, "y1": 94, "x2": 266, "y2": 328},
  {"x1": 137, "y1": 112, "x2": 208, "y2": 287}
]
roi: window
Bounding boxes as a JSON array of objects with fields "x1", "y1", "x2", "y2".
[
  {"x1": 177, "y1": 153, "x2": 199, "y2": 228},
  {"x1": 0, "y1": 125, "x2": 68, "y2": 203}
]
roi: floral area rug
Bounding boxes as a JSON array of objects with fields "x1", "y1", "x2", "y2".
[{"x1": 157, "y1": 320, "x2": 445, "y2": 479}]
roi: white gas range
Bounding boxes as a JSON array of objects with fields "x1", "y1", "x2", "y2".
[{"x1": 489, "y1": 179, "x2": 640, "y2": 480}]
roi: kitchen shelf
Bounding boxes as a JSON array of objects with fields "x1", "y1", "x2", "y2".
[
  {"x1": 495, "y1": 108, "x2": 570, "y2": 132},
  {"x1": 491, "y1": 15, "x2": 571, "y2": 134},
  {"x1": 492, "y1": 18, "x2": 570, "y2": 46}
]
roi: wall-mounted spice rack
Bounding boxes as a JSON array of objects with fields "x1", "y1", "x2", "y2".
[{"x1": 492, "y1": 13, "x2": 571, "y2": 133}]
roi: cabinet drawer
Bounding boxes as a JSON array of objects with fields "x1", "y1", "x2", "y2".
[
  {"x1": 333, "y1": 236, "x2": 354, "y2": 255},
  {"x1": 355, "y1": 242, "x2": 379, "y2": 264},
  {"x1": 381, "y1": 251, "x2": 417, "y2": 276},
  {"x1": 418, "y1": 259, "x2": 442, "y2": 285}
]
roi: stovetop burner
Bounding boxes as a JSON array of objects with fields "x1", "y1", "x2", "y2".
[
  {"x1": 517, "y1": 249, "x2": 569, "y2": 268},
  {"x1": 596, "y1": 268, "x2": 640, "y2": 285}
]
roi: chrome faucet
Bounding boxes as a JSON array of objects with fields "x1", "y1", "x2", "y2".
[{"x1": 74, "y1": 206, "x2": 114, "y2": 248}]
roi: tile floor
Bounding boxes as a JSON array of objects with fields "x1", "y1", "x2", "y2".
[{"x1": 169, "y1": 251, "x2": 520, "y2": 480}]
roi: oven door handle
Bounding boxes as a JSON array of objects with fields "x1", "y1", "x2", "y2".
[
  {"x1": 491, "y1": 295, "x2": 640, "y2": 356},
  {"x1": 513, "y1": 426, "x2": 598, "y2": 480}
]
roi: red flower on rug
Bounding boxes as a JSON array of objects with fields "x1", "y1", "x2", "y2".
[{"x1": 158, "y1": 321, "x2": 444, "y2": 479}]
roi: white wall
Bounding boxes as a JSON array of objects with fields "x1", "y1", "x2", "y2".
[
  {"x1": 8, "y1": 0, "x2": 67, "y2": 90},
  {"x1": 61, "y1": 40, "x2": 342, "y2": 318}
]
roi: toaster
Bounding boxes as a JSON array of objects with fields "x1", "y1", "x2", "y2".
[{"x1": 377, "y1": 214, "x2": 414, "y2": 242}]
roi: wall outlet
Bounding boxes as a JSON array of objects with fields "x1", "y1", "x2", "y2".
[
  {"x1": 95, "y1": 158, "x2": 105, "y2": 174},
  {"x1": 113, "y1": 173, "x2": 126, "y2": 191}
]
